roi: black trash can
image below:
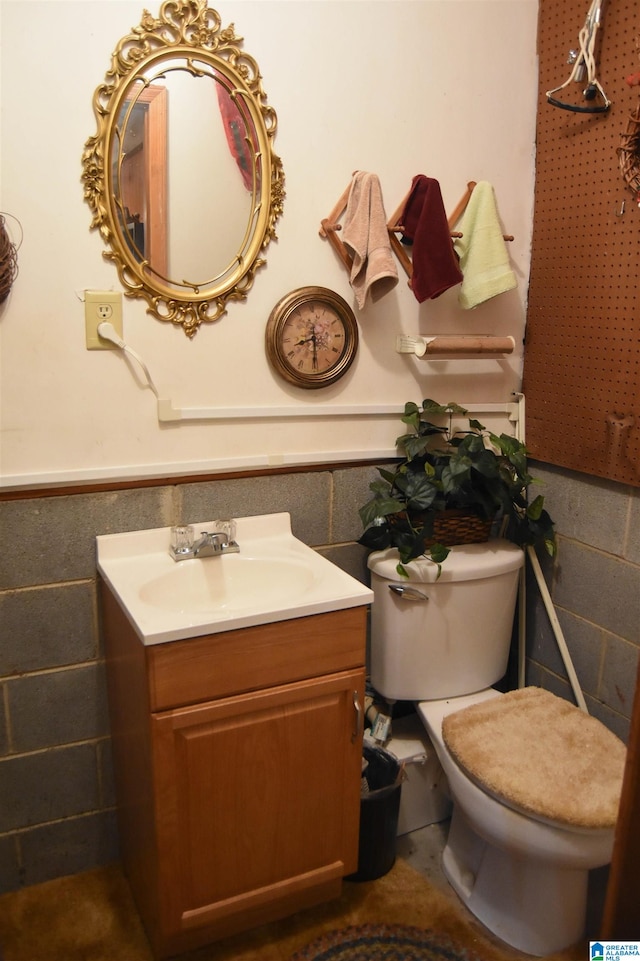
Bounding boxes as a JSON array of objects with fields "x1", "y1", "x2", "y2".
[{"x1": 346, "y1": 743, "x2": 402, "y2": 882}]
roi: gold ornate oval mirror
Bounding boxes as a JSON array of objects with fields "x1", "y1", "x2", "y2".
[{"x1": 81, "y1": 1, "x2": 285, "y2": 337}]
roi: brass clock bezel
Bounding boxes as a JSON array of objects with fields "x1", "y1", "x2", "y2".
[{"x1": 265, "y1": 286, "x2": 359, "y2": 389}]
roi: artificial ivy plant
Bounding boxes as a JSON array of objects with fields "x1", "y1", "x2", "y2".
[{"x1": 358, "y1": 399, "x2": 556, "y2": 574}]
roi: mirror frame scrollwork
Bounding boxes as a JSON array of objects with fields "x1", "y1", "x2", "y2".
[{"x1": 81, "y1": 1, "x2": 285, "y2": 337}]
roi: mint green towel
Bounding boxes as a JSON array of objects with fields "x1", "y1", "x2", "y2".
[{"x1": 453, "y1": 182, "x2": 517, "y2": 309}]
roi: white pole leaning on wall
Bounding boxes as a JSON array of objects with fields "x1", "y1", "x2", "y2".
[{"x1": 515, "y1": 393, "x2": 588, "y2": 713}]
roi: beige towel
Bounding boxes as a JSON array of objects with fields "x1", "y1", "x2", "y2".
[
  {"x1": 453, "y1": 181, "x2": 517, "y2": 309},
  {"x1": 342, "y1": 172, "x2": 398, "y2": 309}
]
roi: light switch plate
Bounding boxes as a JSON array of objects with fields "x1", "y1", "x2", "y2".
[{"x1": 85, "y1": 290, "x2": 123, "y2": 349}]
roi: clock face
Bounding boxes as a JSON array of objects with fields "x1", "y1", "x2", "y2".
[{"x1": 266, "y1": 286, "x2": 358, "y2": 388}]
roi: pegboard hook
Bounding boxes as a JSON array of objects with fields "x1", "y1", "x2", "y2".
[{"x1": 546, "y1": 0, "x2": 611, "y2": 114}]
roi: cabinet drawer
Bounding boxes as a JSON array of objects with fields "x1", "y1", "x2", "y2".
[{"x1": 147, "y1": 607, "x2": 367, "y2": 711}]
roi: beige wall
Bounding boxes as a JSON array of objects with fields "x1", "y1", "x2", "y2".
[{"x1": 0, "y1": 0, "x2": 538, "y2": 488}]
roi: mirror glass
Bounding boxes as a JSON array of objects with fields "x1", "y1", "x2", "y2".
[{"x1": 82, "y1": 2, "x2": 285, "y2": 337}]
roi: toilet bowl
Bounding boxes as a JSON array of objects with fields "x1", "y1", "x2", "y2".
[
  {"x1": 417, "y1": 690, "x2": 620, "y2": 955},
  {"x1": 367, "y1": 542, "x2": 626, "y2": 955}
]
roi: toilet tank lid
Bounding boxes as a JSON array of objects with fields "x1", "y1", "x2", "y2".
[{"x1": 367, "y1": 540, "x2": 524, "y2": 584}]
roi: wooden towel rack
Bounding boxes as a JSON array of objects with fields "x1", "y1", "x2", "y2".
[
  {"x1": 318, "y1": 179, "x2": 355, "y2": 273},
  {"x1": 387, "y1": 180, "x2": 514, "y2": 281},
  {"x1": 320, "y1": 177, "x2": 514, "y2": 282}
]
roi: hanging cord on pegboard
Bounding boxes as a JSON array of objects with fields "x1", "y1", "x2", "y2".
[
  {"x1": 0, "y1": 212, "x2": 22, "y2": 305},
  {"x1": 546, "y1": 0, "x2": 611, "y2": 113}
]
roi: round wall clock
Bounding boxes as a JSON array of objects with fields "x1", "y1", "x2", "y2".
[{"x1": 266, "y1": 286, "x2": 359, "y2": 389}]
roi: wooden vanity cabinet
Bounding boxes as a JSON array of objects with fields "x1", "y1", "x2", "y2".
[{"x1": 100, "y1": 580, "x2": 367, "y2": 959}]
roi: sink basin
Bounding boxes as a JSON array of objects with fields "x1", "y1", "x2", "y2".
[
  {"x1": 139, "y1": 555, "x2": 315, "y2": 614},
  {"x1": 97, "y1": 512, "x2": 373, "y2": 644}
]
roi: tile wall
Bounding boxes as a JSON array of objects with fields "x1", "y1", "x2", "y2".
[{"x1": 1, "y1": 462, "x2": 638, "y2": 893}]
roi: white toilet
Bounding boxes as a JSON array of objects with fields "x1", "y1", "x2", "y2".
[{"x1": 368, "y1": 541, "x2": 626, "y2": 956}]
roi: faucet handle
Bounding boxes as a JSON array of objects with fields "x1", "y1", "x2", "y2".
[
  {"x1": 170, "y1": 525, "x2": 194, "y2": 554},
  {"x1": 215, "y1": 519, "x2": 237, "y2": 543}
]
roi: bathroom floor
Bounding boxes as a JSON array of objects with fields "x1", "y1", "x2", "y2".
[{"x1": 397, "y1": 819, "x2": 452, "y2": 895}]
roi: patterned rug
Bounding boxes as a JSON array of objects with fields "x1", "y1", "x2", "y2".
[{"x1": 289, "y1": 924, "x2": 481, "y2": 961}]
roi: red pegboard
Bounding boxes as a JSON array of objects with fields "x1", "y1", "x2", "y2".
[{"x1": 523, "y1": 0, "x2": 640, "y2": 486}]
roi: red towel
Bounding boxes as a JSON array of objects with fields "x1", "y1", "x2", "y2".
[{"x1": 401, "y1": 175, "x2": 463, "y2": 302}]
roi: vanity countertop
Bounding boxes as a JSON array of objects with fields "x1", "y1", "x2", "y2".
[{"x1": 97, "y1": 512, "x2": 373, "y2": 645}]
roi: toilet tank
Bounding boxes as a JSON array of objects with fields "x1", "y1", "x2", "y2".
[{"x1": 368, "y1": 540, "x2": 524, "y2": 702}]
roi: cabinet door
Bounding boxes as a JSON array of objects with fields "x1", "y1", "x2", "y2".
[{"x1": 152, "y1": 668, "x2": 364, "y2": 941}]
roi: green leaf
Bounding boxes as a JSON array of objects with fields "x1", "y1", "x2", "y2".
[
  {"x1": 441, "y1": 401, "x2": 468, "y2": 417},
  {"x1": 377, "y1": 467, "x2": 397, "y2": 485},
  {"x1": 458, "y1": 432, "x2": 485, "y2": 454},
  {"x1": 471, "y1": 449, "x2": 500, "y2": 478},
  {"x1": 403, "y1": 473, "x2": 438, "y2": 511},
  {"x1": 428, "y1": 543, "x2": 450, "y2": 564},
  {"x1": 400, "y1": 402, "x2": 421, "y2": 433},
  {"x1": 359, "y1": 494, "x2": 405, "y2": 527},
  {"x1": 490, "y1": 432, "x2": 522, "y2": 456},
  {"x1": 526, "y1": 494, "x2": 544, "y2": 521},
  {"x1": 442, "y1": 458, "x2": 470, "y2": 493},
  {"x1": 358, "y1": 525, "x2": 392, "y2": 551},
  {"x1": 420, "y1": 399, "x2": 452, "y2": 416},
  {"x1": 399, "y1": 433, "x2": 432, "y2": 459},
  {"x1": 368, "y1": 477, "x2": 394, "y2": 495}
]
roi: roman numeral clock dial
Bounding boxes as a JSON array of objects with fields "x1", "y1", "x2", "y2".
[{"x1": 266, "y1": 286, "x2": 359, "y2": 388}]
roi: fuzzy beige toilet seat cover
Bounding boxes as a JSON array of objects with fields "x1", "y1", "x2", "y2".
[{"x1": 442, "y1": 687, "x2": 626, "y2": 829}]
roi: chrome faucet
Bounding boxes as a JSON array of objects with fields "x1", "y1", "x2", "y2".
[
  {"x1": 169, "y1": 522, "x2": 240, "y2": 562},
  {"x1": 193, "y1": 530, "x2": 239, "y2": 557}
]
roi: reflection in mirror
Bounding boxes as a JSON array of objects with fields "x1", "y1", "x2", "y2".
[
  {"x1": 116, "y1": 85, "x2": 168, "y2": 276},
  {"x1": 82, "y1": 1, "x2": 285, "y2": 337}
]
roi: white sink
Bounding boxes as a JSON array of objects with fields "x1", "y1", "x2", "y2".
[
  {"x1": 97, "y1": 512, "x2": 373, "y2": 644},
  {"x1": 139, "y1": 556, "x2": 315, "y2": 614}
]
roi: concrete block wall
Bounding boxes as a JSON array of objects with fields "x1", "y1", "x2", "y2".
[
  {"x1": 1, "y1": 462, "x2": 638, "y2": 892},
  {"x1": 525, "y1": 462, "x2": 640, "y2": 742}
]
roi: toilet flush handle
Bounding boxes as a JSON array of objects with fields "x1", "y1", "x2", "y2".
[{"x1": 388, "y1": 583, "x2": 429, "y2": 601}]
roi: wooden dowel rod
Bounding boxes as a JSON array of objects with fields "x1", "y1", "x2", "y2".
[
  {"x1": 326, "y1": 229, "x2": 353, "y2": 272},
  {"x1": 387, "y1": 230, "x2": 413, "y2": 279},
  {"x1": 319, "y1": 183, "x2": 351, "y2": 237},
  {"x1": 387, "y1": 188, "x2": 412, "y2": 229},
  {"x1": 423, "y1": 336, "x2": 515, "y2": 355},
  {"x1": 320, "y1": 219, "x2": 342, "y2": 234},
  {"x1": 391, "y1": 223, "x2": 463, "y2": 240},
  {"x1": 447, "y1": 181, "x2": 477, "y2": 229}
]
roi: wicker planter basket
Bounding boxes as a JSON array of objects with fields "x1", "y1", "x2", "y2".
[{"x1": 411, "y1": 509, "x2": 493, "y2": 548}]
